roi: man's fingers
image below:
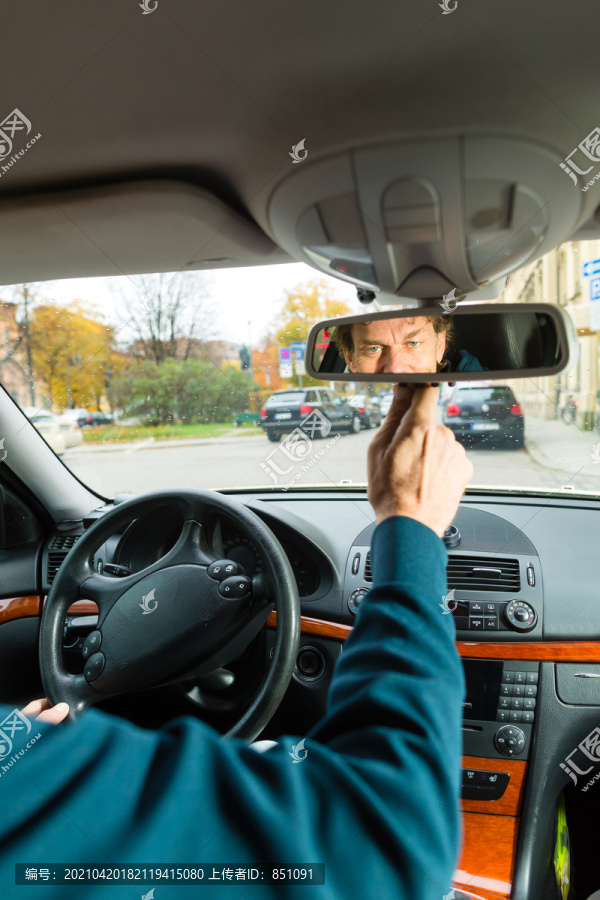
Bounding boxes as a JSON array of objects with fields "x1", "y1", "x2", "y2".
[
  {"x1": 35, "y1": 703, "x2": 69, "y2": 726},
  {"x1": 399, "y1": 384, "x2": 440, "y2": 431},
  {"x1": 20, "y1": 698, "x2": 49, "y2": 719},
  {"x1": 20, "y1": 698, "x2": 69, "y2": 725},
  {"x1": 374, "y1": 385, "x2": 414, "y2": 440}
]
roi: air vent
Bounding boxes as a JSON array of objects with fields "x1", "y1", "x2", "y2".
[
  {"x1": 47, "y1": 534, "x2": 81, "y2": 584},
  {"x1": 364, "y1": 552, "x2": 372, "y2": 582},
  {"x1": 447, "y1": 555, "x2": 520, "y2": 592}
]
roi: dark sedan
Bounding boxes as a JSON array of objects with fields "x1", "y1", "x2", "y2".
[
  {"x1": 260, "y1": 388, "x2": 361, "y2": 442},
  {"x1": 442, "y1": 385, "x2": 525, "y2": 449}
]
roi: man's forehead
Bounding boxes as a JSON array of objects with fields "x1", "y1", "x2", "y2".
[{"x1": 354, "y1": 317, "x2": 434, "y2": 341}]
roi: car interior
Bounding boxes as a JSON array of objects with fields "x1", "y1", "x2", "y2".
[{"x1": 2, "y1": 2, "x2": 600, "y2": 899}]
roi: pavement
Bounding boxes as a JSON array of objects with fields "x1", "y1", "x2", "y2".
[{"x1": 524, "y1": 415, "x2": 600, "y2": 479}]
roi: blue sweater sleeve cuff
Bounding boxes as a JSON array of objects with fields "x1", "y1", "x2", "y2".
[{"x1": 370, "y1": 515, "x2": 448, "y2": 596}]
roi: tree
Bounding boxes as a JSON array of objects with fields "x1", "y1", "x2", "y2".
[
  {"x1": 109, "y1": 358, "x2": 259, "y2": 426},
  {"x1": 29, "y1": 302, "x2": 122, "y2": 409},
  {"x1": 113, "y1": 272, "x2": 220, "y2": 364},
  {"x1": 274, "y1": 279, "x2": 351, "y2": 388}
]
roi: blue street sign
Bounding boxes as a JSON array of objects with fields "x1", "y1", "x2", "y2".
[
  {"x1": 590, "y1": 278, "x2": 600, "y2": 331},
  {"x1": 290, "y1": 341, "x2": 305, "y2": 362},
  {"x1": 583, "y1": 259, "x2": 600, "y2": 278},
  {"x1": 279, "y1": 347, "x2": 291, "y2": 362}
]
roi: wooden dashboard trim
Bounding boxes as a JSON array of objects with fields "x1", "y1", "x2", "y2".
[
  {"x1": 460, "y1": 756, "x2": 526, "y2": 817},
  {"x1": 0, "y1": 595, "x2": 40, "y2": 625},
  {"x1": 266, "y1": 612, "x2": 600, "y2": 660},
  {"x1": 454, "y1": 812, "x2": 517, "y2": 899}
]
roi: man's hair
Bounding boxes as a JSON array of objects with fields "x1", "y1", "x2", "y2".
[{"x1": 333, "y1": 315, "x2": 455, "y2": 371}]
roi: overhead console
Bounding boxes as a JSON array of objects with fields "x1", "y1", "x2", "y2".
[{"x1": 268, "y1": 136, "x2": 582, "y2": 302}]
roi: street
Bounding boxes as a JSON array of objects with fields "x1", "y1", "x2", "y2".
[{"x1": 62, "y1": 415, "x2": 600, "y2": 498}]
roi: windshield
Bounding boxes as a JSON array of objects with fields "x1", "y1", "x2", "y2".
[{"x1": 2, "y1": 244, "x2": 600, "y2": 499}]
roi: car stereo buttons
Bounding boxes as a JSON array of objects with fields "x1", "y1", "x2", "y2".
[{"x1": 494, "y1": 724, "x2": 526, "y2": 756}]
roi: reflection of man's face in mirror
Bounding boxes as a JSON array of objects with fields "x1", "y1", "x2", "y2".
[{"x1": 340, "y1": 317, "x2": 447, "y2": 374}]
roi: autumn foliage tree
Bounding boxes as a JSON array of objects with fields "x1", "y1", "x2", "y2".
[
  {"x1": 273, "y1": 279, "x2": 351, "y2": 388},
  {"x1": 29, "y1": 302, "x2": 122, "y2": 410}
]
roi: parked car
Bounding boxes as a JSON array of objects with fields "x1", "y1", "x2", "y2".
[
  {"x1": 89, "y1": 410, "x2": 114, "y2": 426},
  {"x1": 345, "y1": 393, "x2": 382, "y2": 429},
  {"x1": 379, "y1": 391, "x2": 394, "y2": 418},
  {"x1": 26, "y1": 408, "x2": 84, "y2": 452},
  {"x1": 442, "y1": 384, "x2": 525, "y2": 449},
  {"x1": 58, "y1": 408, "x2": 93, "y2": 428},
  {"x1": 260, "y1": 388, "x2": 361, "y2": 441}
]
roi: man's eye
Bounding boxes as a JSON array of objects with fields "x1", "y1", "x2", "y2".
[
  {"x1": 365, "y1": 345, "x2": 381, "y2": 354},
  {"x1": 406, "y1": 341, "x2": 422, "y2": 349}
]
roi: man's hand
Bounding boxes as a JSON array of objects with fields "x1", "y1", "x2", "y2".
[
  {"x1": 21, "y1": 698, "x2": 69, "y2": 726},
  {"x1": 367, "y1": 384, "x2": 473, "y2": 537}
]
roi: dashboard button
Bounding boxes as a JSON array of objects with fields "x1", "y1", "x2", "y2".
[
  {"x1": 469, "y1": 601, "x2": 484, "y2": 614},
  {"x1": 522, "y1": 711, "x2": 535, "y2": 723},
  {"x1": 514, "y1": 671, "x2": 527, "y2": 683},
  {"x1": 509, "y1": 710, "x2": 522, "y2": 723},
  {"x1": 526, "y1": 672, "x2": 538, "y2": 684},
  {"x1": 495, "y1": 725, "x2": 526, "y2": 756},
  {"x1": 524, "y1": 684, "x2": 537, "y2": 698},
  {"x1": 523, "y1": 697, "x2": 536, "y2": 710},
  {"x1": 352, "y1": 553, "x2": 360, "y2": 575},
  {"x1": 470, "y1": 617, "x2": 483, "y2": 630},
  {"x1": 348, "y1": 588, "x2": 370, "y2": 614},
  {"x1": 512, "y1": 684, "x2": 525, "y2": 697},
  {"x1": 496, "y1": 710, "x2": 510, "y2": 722},
  {"x1": 502, "y1": 670, "x2": 515, "y2": 684},
  {"x1": 500, "y1": 684, "x2": 512, "y2": 696},
  {"x1": 484, "y1": 616, "x2": 498, "y2": 630},
  {"x1": 208, "y1": 559, "x2": 240, "y2": 581},
  {"x1": 527, "y1": 565, "x2": 535, "y2": 586},
  {"x1": 510, "y1": 698, "x2": 523, "y2": 710},
  {"x1": 484, "y1": 602, "x2": 498, "y2": 614},
  {"x1": 498, "y1": 697, "x2": 510, "y2": 709}
]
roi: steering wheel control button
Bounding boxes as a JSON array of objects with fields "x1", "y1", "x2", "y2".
[
  {"x1": 208, "y1": 559, "x2": 240, "y2": 581},
  {"x1": 84, "y1": 652, "x2": 106, "y2": 683},
  {"x1": 348, "y1": 587, "x2": 370, "y2": 614},
  {"x1": 81, "y1": 630, "x2": 102, "y2": 660},
  {"x1": 218, "y1": 575, "x2": 251, "y2": 598},
  {"x1": 503, "y1": 599, "x2": 537, "y2": 632},
  {"x1": 494, "y1": 725, "x2": 526, "y2": 757}
]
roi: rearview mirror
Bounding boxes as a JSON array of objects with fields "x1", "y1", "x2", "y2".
[{"x1": 305, "y1": 303, "x2": 577, "y2": 383}]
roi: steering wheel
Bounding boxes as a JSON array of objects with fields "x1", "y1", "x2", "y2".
[{"x1": 40, "y1": 490, "x2": 300, "y2": 741}]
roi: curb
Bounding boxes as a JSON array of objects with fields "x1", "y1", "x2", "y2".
[{"x1": 63, "y1": 431, "x2": 266, "y2": 456}]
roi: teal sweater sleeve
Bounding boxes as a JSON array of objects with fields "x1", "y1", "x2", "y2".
[{"x1": 0, "y1": 516, "x2": 464, "y2": 900}]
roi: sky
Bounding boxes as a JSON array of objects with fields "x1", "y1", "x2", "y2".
[{"x1": 24, "y1": 262, "x2": 361, "y2": 348}]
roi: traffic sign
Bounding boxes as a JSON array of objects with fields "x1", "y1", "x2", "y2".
[
  {"x1": 583, "y1": 259, "x2": 600, "y2": 278},
  {"x1": 279, "y1": 347, "x2": 292, "y2": 379},
  {"x1": 590, "y1": 277, "x2": 600, "y2": 330}
]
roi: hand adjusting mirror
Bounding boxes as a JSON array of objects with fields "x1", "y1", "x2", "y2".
[{"x1": 305, "y1": 302, "x2": 577, "y2": 383}]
